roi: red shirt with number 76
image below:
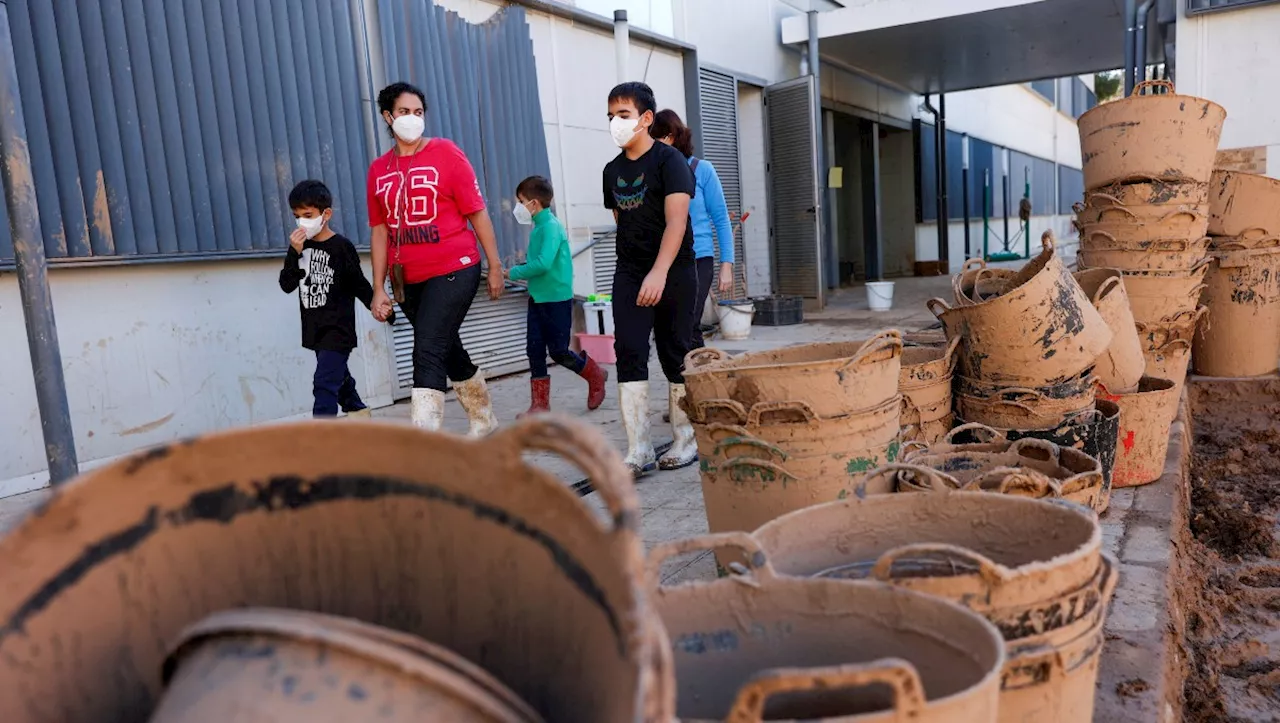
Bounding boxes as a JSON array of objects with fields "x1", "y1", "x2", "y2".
[{"x1": 366, "y1": 138, "x2": 486, "y2": 284}]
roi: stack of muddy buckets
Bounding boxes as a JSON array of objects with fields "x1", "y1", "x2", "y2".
[
  {"x1": 1195, "y1": 170, "x2": 1280, "y2": 377},
  {"x1": 1075, "y1": 79, "x2": 1227, "y2": 487},
  {"x1": 0, "y1": 418, "x2": 673, "y2": 723},
  {"x1": 752, "y1": 464, "x2": 1117, "y2": 723},
  {"x1": 928, "y1": 234, "x2": 1114, "y2": 499},
  {"x1": 680, "y1": 333, "x2": 905, "y2": 569}
]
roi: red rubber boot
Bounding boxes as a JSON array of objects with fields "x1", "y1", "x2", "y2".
[
  {"x1": 579, "y1": 357, "x2": 609, "y2": 411},
  {"x1": 518, "y1": 377, "x2": 551, "y2": 419}
]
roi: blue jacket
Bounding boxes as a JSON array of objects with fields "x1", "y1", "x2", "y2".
[{"x1": 689, "y1": 156, "x2": 734, "y2": 263}]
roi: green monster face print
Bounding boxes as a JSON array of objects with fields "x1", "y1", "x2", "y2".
[{"x1": 613, "y1": 173, "x2": 646, "y2": 211}]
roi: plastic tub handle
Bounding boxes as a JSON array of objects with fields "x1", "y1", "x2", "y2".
[
  {"x1": 870, "y1": 542, "x2": 1011, "y2": 585},
  {"x1": 725, "y1": 659, "x2": 928, "y2": 722}
]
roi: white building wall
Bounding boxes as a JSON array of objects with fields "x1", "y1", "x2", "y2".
[
  {"x1": 1, "y1": 257, "x2": 396, "y2": 496},
  {"x1": 1177, "y1": 1, "x2": 1280, "y2": 177}
]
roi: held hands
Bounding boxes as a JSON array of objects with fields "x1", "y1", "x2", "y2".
[
  {"x1": 717, "y1": 263, "x2": 734, "y2": 295},
  {"x1": 289, "y1": 228, "x2": 307, "y2": 252},
  {"x1": 371, "y1": 288, "x2": 394, "y2": 322},
  {"x1": 637, "y1": 269, "x2": 668, "y2": 307}
]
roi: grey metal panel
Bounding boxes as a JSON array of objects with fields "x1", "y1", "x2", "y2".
[
  {"x1": 1, "y1": 0, "x2": 373, "y2": 263},
  {"x1": 1186, "y1": 0, "x2": 1280, "y2": 15},
  {"x1": 592, "y1": 229, "x2": 619, "y2": 295},
  {"x1": 764, "y1": 76, "x2": 822, "y2": 304},
  {"x1": 697, "y1": 67, "x2": 747, "y2": 298}
]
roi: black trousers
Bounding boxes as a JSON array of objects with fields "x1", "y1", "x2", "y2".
[
  {"x1": 691, "y1": 255, "x2": 715, "y2": 350},
  {"x1": 399, "y1": 263, "x2": 481, "y2": 391},
  {"x1": 527, "y1": 299, "x2": 585, "y2": 378},
  {"x1": 313, "y1": 349, "x2": 365, "y2": 416},
  {"x1": 612, "y1": 261, "x2": 698, "y2": 384}
]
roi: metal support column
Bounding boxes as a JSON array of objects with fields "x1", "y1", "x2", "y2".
[
  {"x1": 808, "y1": 10, "x2": 832, "y2": 292},
  {"x1": 0, "y1": 0, "x2": 79, "y2": 484},
  {"x1": 938, "y1": 92, "x2": 949, "y2": 266},
  {"x1": 862, "y1": 120, "x2": 883, "y2": 280},
  {"x1": 614, "y1": 10, "x2": 629, "y2": 82},
  {"x1": 1124, "y1": 0, "x2": 1137, "y2": 96},
  {"x1": 961, "y1": 134, "x2": 971, "y2": 260}
]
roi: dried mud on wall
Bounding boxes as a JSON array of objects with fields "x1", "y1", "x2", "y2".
[{"x1": 1182, "y1": 379, "x2": 1280, "y2": 721}]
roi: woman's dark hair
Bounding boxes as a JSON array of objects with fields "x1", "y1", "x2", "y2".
[
  {"x1": 650, "y1": 109, "x2": 694, "y2": 158},
  {"x1": 376, "y1": 82, "x2": 428, "y2": 137},
  {"x1": 288, "y1": 179, "x2": 333, "y2": 211}
]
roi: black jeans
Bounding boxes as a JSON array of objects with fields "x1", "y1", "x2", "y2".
[
  {"x1": 527, "y1": 299, "x2": 585, "y2": 378},
  {"x1": 313, "y1": 349, "x2": 365, "y2": 416},
  {"x1": 691, "y1": 256, "x2": 715, "y2": 350},
  {"x1": 399, "y1": 264, "x2": 481, "y2": 391},
  {"x1": 612, "y1": 262, "x2": 698, "y2": 384}
]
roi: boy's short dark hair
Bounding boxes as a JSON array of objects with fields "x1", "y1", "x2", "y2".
[
  {"x1": 516, "y1": 176, "x2": 554, "y2": 209},
  {"x1": 608, "y1": 81, "x2": 656, "y2": 116},
  {"x1": 289, "y1": 179, "x2": 333, "y2": 211}
]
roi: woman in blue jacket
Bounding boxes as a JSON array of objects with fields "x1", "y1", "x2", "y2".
[{"x1": 651, "y1": 109, "x2": 735, "y2": 349}]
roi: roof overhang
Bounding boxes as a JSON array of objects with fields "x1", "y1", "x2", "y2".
[{"x1": 781, "y1": 0, "x2": 1128, "y2": 94}]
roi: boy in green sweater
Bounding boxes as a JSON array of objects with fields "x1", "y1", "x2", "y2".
[{"x1": 507, "y1": 176, "x2": 608, "y2": 416}]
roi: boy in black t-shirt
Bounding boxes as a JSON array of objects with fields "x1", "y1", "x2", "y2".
[
  {"x1": 279, "y1": 180, "x2": 389, "y2": 418},
  {"x1": 602, "y1": 81, "x2": 699, "y2": 476}
]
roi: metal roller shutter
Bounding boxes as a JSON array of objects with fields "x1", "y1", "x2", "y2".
[
  {"x1": 391, "y1": 286, "x2": 529, "y2": 399},
  {"x1": 592, "y1": 229, "x2": 618, "y2": 295},
  {"x1": 697, "y1": 68, "x2": 747, "y2": 298},
  {"x1": 764, "y1": 76, "x2": 823, "y2": 305}
]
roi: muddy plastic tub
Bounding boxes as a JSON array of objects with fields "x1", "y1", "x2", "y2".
[
  {"x1": 929, "y1": 233, "x2": 1111, "y2": 386},
  {"x1": 953, "y1": 259, "x2": 1017, "y2": 306},
  {"x1": 1118, "y1": 260, "x2": 1210, "y2": 324},
  {"x1": 753, "y1": 475, "x2": 1102, "y2": 617},
  {"x1": 0, "y1": 417, "x2": 668, "y2": 723},
  {"x1": 897, "y1": 435, "x2": 1106, "y2": 512},
  {"x1": 1100, "y1": 376, "x2": 1181, "y2": 488},
  {"x1": 152, "y1": 608, "x2": 544, "y2": 723},
  {"x1": 682, "y1": 331, "x2": 903, "y2": 418},
  {"x1": 1077, "y1": 80, "x2": 1226, "y2": 190},
  {"x1": 899, "y1": 338, "x2": 959, "y2": 441},
  {"x1": 1076, "y1": 208, "x2": 1210, "y2": 247},
  {"x1": 1195, "y1": 241, "x2": 1280, "y2": 377},
  {"x1": 649, "y1": 532, "x2": 1005, "y2": 723},
  {"x1": 950, "y1": 403, "x2": 1121, "y2": 513},
  {"x1": 954, "y1": 378, "x2": 1097, "y2": 432},
  {"x1": 691, "y1": 395, "x2": 900, "y2": 461},
  {"x1": 1074, "y1": 193, "x2": 1208, "y2": 227},
  {"x1": 1077, "y1": 233, "x2": 1210, "y2": 272},
  {"x1": 1074, "y1": 269, "x2": 1145, "y2": 393},
  {"x1": 1208, "y1": 169, "x2": 1280, "y2": 238},
  {"x1": 1084, "y1": 178, "x2": 1209, "y2": 208}
]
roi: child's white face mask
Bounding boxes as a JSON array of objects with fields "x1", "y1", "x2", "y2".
[
  {"x1": 610, "y1": 115, "x2": 641, "y2": 148},
  {"x1": 512, "y1": 201, "x2": 534, "y2": 226},
  {"x1": 296, "y1": 215, "x2": 326, "y2": 239}
]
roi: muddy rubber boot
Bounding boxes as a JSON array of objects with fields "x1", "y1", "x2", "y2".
[
  {"x1": 518, "y1": 377, "x2": 552, "y2": 419},
  {"x1": 455, "y1": 374, "x2": 499, "y2": 438},
  {"x1": 659, "y1": 383, "x2": 698, "y2": 470},
  {"x1": 410, "y1": 388, "x2": 445, "y2": 431},
  {"x1": 578, "y1": 356, "x2": 609, "y2": 411},
  {"x1": 619, "y1": 381, "x2": 657, "y2": 477}
]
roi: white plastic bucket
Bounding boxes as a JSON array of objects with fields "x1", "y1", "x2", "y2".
[
  {"x1": 867, "y1": 281, "x2": 895, "y2": 312},
  {"x1": 716, "y1": 301, "x2": 755, "y2": 340},
  {"x1": 583, "y1": 301, "x2": 614, "y2": 336}
]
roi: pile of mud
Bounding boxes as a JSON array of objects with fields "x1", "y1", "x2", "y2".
[{"x1": 1183, "y1": 384, "x2": 1280, "y2": 721}]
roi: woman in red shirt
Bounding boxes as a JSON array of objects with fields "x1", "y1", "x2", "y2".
[{"x1": 368, "y1": 82, "x2": 505, "y2": 434}]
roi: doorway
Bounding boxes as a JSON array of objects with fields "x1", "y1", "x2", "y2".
[{"x1": 827, "y1": 111, "x2": 917, "y2": 284}]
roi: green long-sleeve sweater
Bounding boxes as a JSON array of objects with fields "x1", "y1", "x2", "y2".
[{"x1": 508, "y1": 208, "x2": 574, "y2": 303}]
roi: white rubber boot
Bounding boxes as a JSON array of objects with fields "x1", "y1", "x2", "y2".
[
  {"x1": 619, "y1": 381, "x2": 657, "y2": 477},
  {"x1": 455, "y1": 373, "x2": 499, "y2": 437},
  {"x1": 411, "y1": 388, "x2": 445, "y2": 431},
  {"x1": 659, "y1": 383, "x2": 698, "y2": 470}
]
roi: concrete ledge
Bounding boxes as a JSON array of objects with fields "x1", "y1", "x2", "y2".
[{"x1": 1093, "y1": 393, "x2": 1190, "y2": 723}]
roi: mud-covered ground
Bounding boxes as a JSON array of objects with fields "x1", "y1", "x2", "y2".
[{"x1": 1183, "y1": 420, "x2": 1280, "y2": 722}]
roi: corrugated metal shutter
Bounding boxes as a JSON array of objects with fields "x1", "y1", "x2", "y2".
[
  {"x1": 1, "y1": 0, "x2": 373, "y2": 263},
  {"x1": 697, "y1": 67, "x2": 746, "y2": 298},
  {"x1": 592, "y1": 229, "x2": 617, "y2": 295},
  {"x1": 391, "y1": 287, "x2": 529, "y2": 398},
  {"x1": 377, "y1": 1, "x2": 552, "y2": 396},
  {"x1": 764, "y1": 77, "x2": 822, "y2": 304}
]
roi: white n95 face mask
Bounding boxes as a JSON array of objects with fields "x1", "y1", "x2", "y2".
[
  {"x1": 392, "y1": 114, "x2": 425, "y2": 143},
  {"x1": 296, "y1": 215, "x2": 325, "y2": 239},
  {"x1": 512, "y1": 202, "x2": 533, "y2": 226},
  {"x1": 610, "y1": 115, "x2": 640, "y2": 148}
]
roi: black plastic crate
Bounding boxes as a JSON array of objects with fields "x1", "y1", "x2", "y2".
[{"x1": 751, "y1": 295, "x2": 804, "y2": 326}]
